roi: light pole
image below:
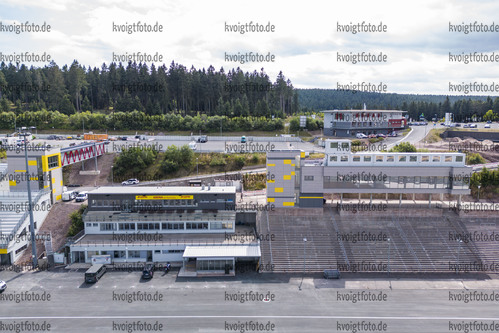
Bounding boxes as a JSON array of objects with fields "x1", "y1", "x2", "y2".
[
  {"x1": 299, "y1": 237, "x2": 307, "y2": 290},
  {"x1": 456, "y1": 239, "x2": 463, "y2": 274},
  {"x1": 387, "y1": 237, "x2": 391, "y2": 276},
  {"x1": 111, "y1": 166, "x2": 114, "y2": 185},
  {"x1": 19, "y1": 127, "x2": 38, "y2": 269},
  {"x1": 477, "y1": 184, "x2": 481, "y2": 202},
  {"x1": 196, "y1": 158, "x2": 199, "y2": 176}
]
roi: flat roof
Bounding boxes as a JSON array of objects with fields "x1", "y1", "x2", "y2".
[
  {"x1": 183, "y1": 245, "x2": 261, "y2": 258},
  {"x1": 89, "y1": 186, "x2": 237, "y2": 195},
  {"x1": 322, "y1": 110, "x2": 406, "y2": 113}
]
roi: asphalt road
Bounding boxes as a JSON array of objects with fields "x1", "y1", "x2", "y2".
[{"x1": 1, "y1": 269, "x2": 499, "y2": 332}]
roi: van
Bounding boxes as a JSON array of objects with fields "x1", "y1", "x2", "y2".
[
  {"x1": 85, "y1": 264, "x2": 106, "y2": 283},
  {"x1": 62, "y1": 191, "x2": 76, "y2": 201},
  {"x1": 323, "y1": 269, "x2": 341, "y2": 279},
  {"x1": 241, "y1": 136, "x2": 246, "y2": 143},
  {"x1": 188, "y1": 141, "x2": 197, "y2": 150}
]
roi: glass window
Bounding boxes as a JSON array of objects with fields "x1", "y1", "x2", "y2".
[
  {"x1": 304, "y1": 176, "x2": 314, "y2": 181},
  {"x1": 398, "y1": 156, "x2": 406, "y2": 162},
  {"x1": 409, "y1": 156, "x2": 417, "y2": 162},
  {"x1": 433, "y1": 156, "x2": 440, "y2": 162},
  {"x1": 376, "y1": 156, "x2": 383, "y2": 162},
  {"x1": 456, "y1": 156, "x2": 463, "y2": 162},
  {"x1": 329, "y1": 156, "x2": 337, "y2": 162},
  {"x1": 47, "y1": 156, "x2": 59, "y2": 169},
  {"x1": 353, "y1": 156, "x2": 360, "y2": 162},
  {"x1": 330, "y1": 142, "x2": 338, "y2": 149},
  {"x1": 364, "y1": 156, "x2": 371, "y2": 162},
  {"x1": 340, "y1": 156, "x2": 348, "y2": 162},
  {"x1": 445, "y1": 156, "x2": 452, "y2": 162},
  {"x1": 341, "y1": 142, "x2": 349, "y2": 150},
  {"x1": 422, "y1": 156, "x2": 429, "y2": 162},
  {"x1": 387, "y1": 156, "x2": 394, "y2": 162}
]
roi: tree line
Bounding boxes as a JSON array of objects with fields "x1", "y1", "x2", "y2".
[{"x1": 0, "y1": 60, "x2": 298, "y2": 118}]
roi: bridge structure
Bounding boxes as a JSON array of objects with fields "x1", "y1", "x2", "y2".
[{"x1": 60, "y1": 142, "x2": 106, "y2": 168}]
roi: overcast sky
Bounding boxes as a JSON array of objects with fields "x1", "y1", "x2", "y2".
[{"x1": 1, "y1": 0, "x2": 499, "y2": 95}]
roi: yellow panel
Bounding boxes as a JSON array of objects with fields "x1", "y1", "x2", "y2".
[
  {"x1": 9, "y1": 180, "x2": 16, "y2": 186},
  {"x1": 291, "y1": 164, "x2": 295, "y2": 167},
  {"x1": 291, "y1": 171, "x2": 295, "y2": 176},
  {"x1": 0, "y1": 249, "x2": 7, "y2": 254},
  {"x1": 283, "y1": 160, "x2": 292, "y2": 164},
  {"x1": 29, "y1": 177, "x2": 37, "y2": 181},
  {"x1": 283, "y1": 202, "x2": 295, "y2": 207},
  {"x1": 135, "y1": 195, "x2": 193, "y2": 200},
  {"x1": 300, "y1": 152, "x2": 305, "y2": 158},
  {"x1": 14, "y1": 170, "x2": 26, "y2": 173},
  {"x1": 44, "y1": 185, "x2": 49, "y2": 188},
  {"x1": 274, "y1": 188, "x2": 283, "y2": 193},
  {"x1": 28, "y1": 160, "x2": 37, "y2": 166},
  {"x1": 52, "y1": 177, "x2": 55, "y2": 184},
  {"x1": 52, "y1": 188, "x2": 56, "y2": 193},
  {"x1": 267, "y1": 198, "x2": 275, "y2": 203},
  {"x1": 283, "y1": 175, "x2": 291, "y2": 180},
  {"x1": 267, "y1": 163, "x2": 275, "y2": 167},
  {"x1": 56, "y1": 195, "x2": 62, "y2": 201},
  {"x1": 60, "y1": 180, "x2": 63, "y2": 186},
  {"x1": 267, "y1": 180, "x2": 275, "y2": 183}
]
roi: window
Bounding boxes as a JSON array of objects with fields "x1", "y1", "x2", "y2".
[
  {"x1": 353, "y1": 156, "x2": 360, "y2": 162},
  {"x1": 422, "y1": 156, "x2": 429, "y2": 162},
  {"x1": 162, "y1": 223, "x2": 184, "y2": 230},
  {"x1": 86, "y1": 223, "x2": 92, "y2": 227},
  {"x1": 387, "y1": 156, "x2": 394, "y2": 162},
  {"x1": 398, "y1": 156, "x2": 406, "y2": 162},
  {"x1": 432, "y1": 156, "x2": 440, "y2": 162},
  {"x1": 100, "y1": 223, "x2": 116, "y2": 231},
  {"x1": 128, "y1": 251, "x2": 141, "y2": 258},
  {"x1": 119, "y1": 223, "x2": 135, "y2": 230},
  {"x1": 330, "y1": 142, "x2": 338, "y2": 149},
  {"x1": 376, "y1": 156, "x2": 383, "y2": 162},
  {"x1": 364, "y1": 156, "x2": 372, "y2": 162},
  {"x1": 445, "y1": 156, "x2": 452, "y2": 162},
  {"x1": 329, "y1": 156, "x2": 337, "y2": 162},
  {"x1": 456, "y1": 156, "x2": 463, "y2": 162},
  {"x1": 304, "y1": 176, "x2": 314, "y2": 181},
  {"x1": 341, "y1": 142, "x2": 349, "y2": 150},
  {"x1": 47, "y1": 155, "x2": 59, "y2": 169},
  {"x1": 137, "y1": 223, "x2": 160, "y2": 230},
  {"x1": 409, "y1": 156, "x2": 417, "y2": 162},
  {"x1": 340, "y1": 156, "x2": 348, "y2": 162}
]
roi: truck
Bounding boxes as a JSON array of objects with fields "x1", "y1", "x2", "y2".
[{"x1": 83, "y1": 133, "x2": 108, "y2": 141}]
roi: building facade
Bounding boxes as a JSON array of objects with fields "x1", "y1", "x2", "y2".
[
  {"x1": 69, "y1": 186, "x2": 260, "y2": 276},
  {"x1": 266, "y1": 140, "x2": 472, "y2": 208},
  {"x1": 323, "y1": 109, "x2": 407, "y2": 137}
]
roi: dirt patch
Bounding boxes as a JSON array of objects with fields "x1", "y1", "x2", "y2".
[
  {"x1": 65, "y1": 153, "x2": 116, "y2": 186},
  {"x1": 15, "y1": 201, "x2": 83, "y2": 264}
]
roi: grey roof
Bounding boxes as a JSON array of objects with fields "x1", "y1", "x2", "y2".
[
  {"x1": 89, "y1": 186, "x2": 237, "y2": 195},
  {"x1": 322, "y1": 110, "x2": 407, "y2": 113}
]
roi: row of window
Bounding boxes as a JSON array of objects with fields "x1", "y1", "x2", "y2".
[
  {"x1": 329, "y1": 154, "x2": 463, "y2": 163},
  {"x1": 323, "y1": 175, "x2": 469, "y2": 188},
  {"x1": 90, "y1": 221, "x2": 234, "y2": 231}
]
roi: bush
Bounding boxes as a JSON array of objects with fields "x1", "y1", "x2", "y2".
[
  {"x1": 466, "y1": 153, "x2": 486, "y2": 165},
  {"x1": 67, "y1": 205, "x2": 87, "y2": 237},
  {"x1": 389, "y1": 142, "x2": 417, "y2": 152},
  {"x1": 234, "y1": 156, "x2": 245, "y2": 169}
]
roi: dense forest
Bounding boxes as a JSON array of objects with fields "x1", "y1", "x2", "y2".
[
  {"x1": 298, "y1": 89, "x2": 499, "y2": 121},
  {"x1": 0, "y1": 60, "x2": 298, "y2": 118},
  {"x1": 1, "y1": 60, "x2": 499, "y2": 131}
]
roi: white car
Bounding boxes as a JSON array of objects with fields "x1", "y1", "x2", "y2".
[
  {"x1": 122, "y1": 178, "x2": 139, "y2": 186},
  {"x1": 75, "y1": 192, "x2": 88, "y2": 202},
  {"x1": 356, "y1": 133, "x2": 368, "y2": 139},
  {"x1": 0, "y1": 280, "x2": 6, "y2": 293},
  {"x1": 484, "y1": 124, "x2": 491, "y2": 128}
]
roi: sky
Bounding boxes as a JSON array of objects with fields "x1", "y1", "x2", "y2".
[{"x1": 1, "y1": 0, "x2": 499, "y2": 95}]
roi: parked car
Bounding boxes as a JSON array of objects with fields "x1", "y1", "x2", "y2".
[
  {"x1": 241, "y1": 136, "x2": 246, "y2": 143},
  {"x1": 485, "y1": 124, "x2": 491, "y2": 128},
  {"x1": 75, "y1": 192, "x2": 88, "y2": 202},
  {"x1": 376, "y1": 134, "x2": 386, "y2": 138},
  {"x1": 47, "y1": 135, "x2": 57, "y2": 140},
  {"x1": 323, "y1": 269, "x2": 340, "y2": 279},
  {"x1": 463, "y1": 124, "x2": 470, "y2": 128},
  {"x1": 0, "y1": 280, "x2": 6, "y2": 293},
  {"x1": 69, "y1": 142, "x2": 76, "y2": 147},
  {"x1": 142, "y1": 263, "x2": 155, "y2": 279},
  {"x1": 62, "y1": 190, "x2": 77, "y2": 201},
  {"x1": 197, "y1": 135, "x2": 208, "y2": 143},
  {"x1": 469, "y1": 124, "x2": 477, "y2": 128},
  {"x1": 487, "y1": 120, "x2": 492, "y2": 124},
  {"x1": 388, "y1": 132, "x2": 398, "y2": 137},
  {"x1": 122, "y1": 178, "x2": 139, "y2": 186},
  {"x1": 356, "y1": 133, "x2": 367, "y2": 139},
  {"x1": 121, "y1": 136, "x2": 128, "y2": 141},
  {"x1": 368, "y1": 134, "x2": 377, "y2": 139}
]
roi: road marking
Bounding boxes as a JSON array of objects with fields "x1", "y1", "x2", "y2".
[{"x1": 0, "y1": 315, "x2": 498, "y2": 320}]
